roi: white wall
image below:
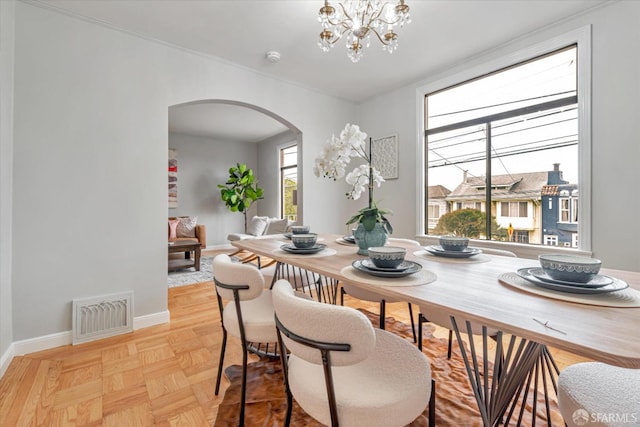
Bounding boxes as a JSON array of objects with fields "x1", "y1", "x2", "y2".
[
  {"x1": 357, "y1": 0, "x2": 640, "y2": 271},
  {"x1": 0, "y1": 0, "x2": 15, "y2": 361},
  {"x1": 9, "y1": 1, "x2": 356, "y2": 344}
]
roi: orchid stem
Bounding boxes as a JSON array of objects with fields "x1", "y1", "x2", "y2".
[{"x1": 368, "y1": 137, "x2": 373, "y2": 210}]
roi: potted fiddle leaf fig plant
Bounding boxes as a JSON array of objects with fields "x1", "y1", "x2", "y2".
[{"x1": 218, "y1": 163, "x2": 264, "y2": 233}]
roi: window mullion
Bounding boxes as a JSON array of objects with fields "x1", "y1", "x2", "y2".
[{"x1": 485, "y1": 122, "x2": 492, "y2": 240}]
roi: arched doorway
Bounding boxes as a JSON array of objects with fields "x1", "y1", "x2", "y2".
[{"x1": 167, "y1": 99, "x2": 303, "y2": 247}]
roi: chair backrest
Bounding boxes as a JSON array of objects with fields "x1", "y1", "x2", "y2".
[
  {"x1": 387, "y1": 237, "x2": 421, "y2": 246},
  {"x1": 212, "y1": 254, "x2": 265, "y2": 301},
  {"x1": 478, "y1": 247, "x2": 517, "y2": 257},
  {"x1": 272, "y1": 280, "x2": 375, "y2": 366}
]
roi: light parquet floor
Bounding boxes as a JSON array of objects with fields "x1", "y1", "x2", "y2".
[{"x1": 0, "y1": 258, "x2": 590, "y2": 426}]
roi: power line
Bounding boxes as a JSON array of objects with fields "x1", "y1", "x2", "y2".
[
  {"x1": 428, "y1": 109, "x2": 577, "y2": 151},
  {"x1": 428, "y1": 90, "x2": 576, "y2": 119},
  {"x1": 428, "y1": 138, "x2": 577, "y2": 168}
]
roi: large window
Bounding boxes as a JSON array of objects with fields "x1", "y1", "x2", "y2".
[
  {"x1": 424, "y1": 44, "x2": 584, "y2": 247},
  {"x1": 280, "y1": 145, "x2": 297, "y2": 222}
]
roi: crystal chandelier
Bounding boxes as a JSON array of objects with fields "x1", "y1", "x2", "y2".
[{"x1": 318, "y1": 0, "x2": 411, "y2": 63}]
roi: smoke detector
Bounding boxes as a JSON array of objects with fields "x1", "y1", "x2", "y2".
[{"x1": 265, "y1": 51, "x2": 281, "y2": 63}]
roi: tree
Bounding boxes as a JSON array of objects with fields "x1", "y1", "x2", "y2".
[
  {"x1": 433, "y1": 208, "x2": 506, "y2": 240},
  {"x1": 218, "y1": 163, "x2": 264, "y2": 232},
  {"x1": 283, "y1": 177, "x2": 297, "y2": 220}
]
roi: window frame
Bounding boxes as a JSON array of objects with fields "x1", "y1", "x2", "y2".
[
  {"x1": 278, "y1": 143, "x2": 298, "y2": 221},
  {"x1": 415, "y1": 26, "x2": 592, "y2": 252}
]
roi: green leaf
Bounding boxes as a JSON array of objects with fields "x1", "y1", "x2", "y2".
[{"x1": 361, "y1": 215, "x2": 377, "y2": 231}]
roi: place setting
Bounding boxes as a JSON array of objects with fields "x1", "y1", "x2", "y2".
[
  {"x1": 276, "y1": 232, "x2": 336, "y2": 257},
  {"x1": 415, "y1": 236, "x2": 490, "y2": 264},
  {"x1": 335, "y1": 234, "x2": 356, "y2": 246},
  {"x1": 499, "y1": 254, "x2": 640, "y2": 307},
  {"x1": 283, "y1": 225, "x2": 324, "y2": 241},
  {"x1": 341, "y1": 246, "x2": 437, "y2": 287}
]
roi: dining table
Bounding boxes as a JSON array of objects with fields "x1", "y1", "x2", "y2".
[{"x1": 231, "y1": 233, "x2": 640, "y2": 427}]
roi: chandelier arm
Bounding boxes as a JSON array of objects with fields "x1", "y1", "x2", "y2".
[
  {"x1": 368, "y1": 2, "x2": 403, "y2": 26},
  {"x1": 329, "y1": 2, "x2": 354, "y2": 27},
  {"x1": 326, "y1": 25, "x2": 352, "y2": 45},
  {"x1": 370, "y1": 29, "x2": 391, "y2": 46}
]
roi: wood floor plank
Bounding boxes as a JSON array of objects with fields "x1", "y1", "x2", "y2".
[
  {"x1": 1, "y1": 358, "x2": 42, "y2": 427},
  {"x1": 15, "y1": 359, "x2": 51, "y2": 427},
  {"x1": 0, "y1": 356, "x2": 31, "y2": 424}
]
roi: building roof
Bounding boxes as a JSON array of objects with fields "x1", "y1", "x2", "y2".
[
  {"x1": 541, "y1": 185, "x2": 559, "y2": 196},
  {"x1": 447, "y1": 171, "x2": 551, "y2": 201},
  {"x1": 428, "y1": 185, "x2": 451, "y2": 199}
]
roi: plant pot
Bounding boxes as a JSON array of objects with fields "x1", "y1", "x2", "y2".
[{"x1": 353, "y1": 222, "x2": 388, "y2": 255}]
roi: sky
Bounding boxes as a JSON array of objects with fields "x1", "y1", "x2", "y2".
[{"x1": 426, "y1": 46, "x2": 578, "y2": 191}]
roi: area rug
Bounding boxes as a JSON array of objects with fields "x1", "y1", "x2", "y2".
[
  {"x1": 213, "y1": 311, "x2": 563, "y2": 426},
  {"x1": 167, "y1": 256, "x2": 214, "y2": 287}
]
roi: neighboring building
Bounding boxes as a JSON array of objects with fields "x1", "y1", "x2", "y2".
[
  {"x1": 442, "y1": 164, "x2": 573, "y2": 244},
  {"x1": 427, "y1": 185, "x2": 451, "y2": 233},
  {"x1": 541, "y1": 183, "x2": 579, "y2": 248}
]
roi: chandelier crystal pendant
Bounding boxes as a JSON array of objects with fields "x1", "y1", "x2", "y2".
[{"x1": 318, "y1": 0, "x2": 411, "y2": 63}]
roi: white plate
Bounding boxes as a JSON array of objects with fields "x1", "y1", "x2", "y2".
[
  {"x1": 361, "y1": 259, "x2": 413, "y2": 272},
  {"x1": 516, "y1": 268, "x2": 628, "y2": 294},
  {"x1": 280, "y1": 243, "x2": 327, "y2": 254},
  {"x1": 424, "y1": 245, "x2": 482, "y2": 258},
  {"x1": 352, "y1": 260, "x2": 422, "y2": 278},
  {"x1": 528, "y1": 267, "x2": 612, "y2": 288}
]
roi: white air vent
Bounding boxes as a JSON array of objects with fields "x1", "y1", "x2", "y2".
[{"x1": 72, "y1": 292, "x2": 133, "y2": 344}]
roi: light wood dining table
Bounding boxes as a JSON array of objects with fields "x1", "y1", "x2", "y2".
[{"x1": 232, "y1": 233, "x2": 640, "y2": 426}]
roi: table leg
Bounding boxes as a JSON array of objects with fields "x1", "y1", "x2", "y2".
[
  {"x1": 194, "y1": 245, "x2": 201, "y2": 271},
  {"x1": 451, "y1": 317, "x2": 559, "y2": 427},
  {"x1": 271, "y1": 261, "x2": 339, "y2": 304}
]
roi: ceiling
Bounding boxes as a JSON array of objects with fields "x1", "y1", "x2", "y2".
[{"x1": 36, "y1": 0, "x2": 606, "y2": 141}]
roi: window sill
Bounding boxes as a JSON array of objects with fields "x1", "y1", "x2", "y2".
[{"x1": 416, "y1": 235, "x2": 592, "y2": 261}]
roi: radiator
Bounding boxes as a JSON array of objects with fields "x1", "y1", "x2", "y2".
[{"x1": 72, "y1": 292, "x2": 134, "y2": 345}]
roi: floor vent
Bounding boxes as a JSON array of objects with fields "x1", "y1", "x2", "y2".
[{"x1": 72, "y1": 292, "x2": 134, "y2": 345}]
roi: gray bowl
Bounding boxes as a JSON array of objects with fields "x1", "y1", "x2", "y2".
[
  {"x1": 368, "y1": 246, "x2": 406, "y2": 268},
  {"x1": 439, "y1": 236, "x2": 469, "y2": 252},
  {"x1": 290, "y1": 225, "x2": 311, "y2": 235},
  {"x1": 291, "y1": 233, "x2": 317, "y2": 249},
  {"x1": 538, "y1": 254, "x2": 601, "y2": 283}
]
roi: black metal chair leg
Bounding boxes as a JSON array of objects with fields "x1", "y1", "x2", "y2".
[
  {"x1": 239, "y1": 340, "x2": 248, "y2": 427},
  {"x1": 429, "y1": 379, "x2": 436, "y2": 427},
  {"x1": 214, "y1": 328, "x2": 227, "y2": 395},
  {"x1": 340, "y1": 286, "x2": 345, "y2": 306},
  {"x1": 284, "y1": 388, "x2": 293, "y2": 427},
  {"x1": 418, "y1": 313, "x2": 426, "y2": 351},
  {"x1": 447, "y1": 329, "x2": 453, "y2": 359},
  {"x1": 379, "y1": 299, "x2": 386, "y2": 330},
  {"x1": 408, "y1": 303, "x2": 417, "y2": 343}
]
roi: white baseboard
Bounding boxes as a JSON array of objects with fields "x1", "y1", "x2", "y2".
[
  {"x1": 0, "y1": 309, "x2": 170, "y2": 381},
  {"x1": 133, "y1": 310, "x2": 170, "y2": 330},
  {"x1": 0, "y1": 343, "x2": 15, "y2": 379}
]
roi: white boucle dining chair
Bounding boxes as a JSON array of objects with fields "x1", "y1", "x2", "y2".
[
  {"x1": 340, "y1": 238, "x2": 421, "y2": 341},
  {"x1": 417, "y1": 247, "x2": 516, "y2": 357},
  {"x1": 212, "y1": 254, "x2": 279, "y2": 427},
  {"x1": 272, "y1": 280, "x2": 436, "y2": 427},
  {"x1": 558, "y1": 362, "x2": 640, "y2": 427}
]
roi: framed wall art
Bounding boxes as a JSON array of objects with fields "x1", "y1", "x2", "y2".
[
  {"x1": 168, "y1": 148, "x2": 177, "y2": 208},
  {"x1": 371, "y1": 134, "x2": 398, "y2": 179}
]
